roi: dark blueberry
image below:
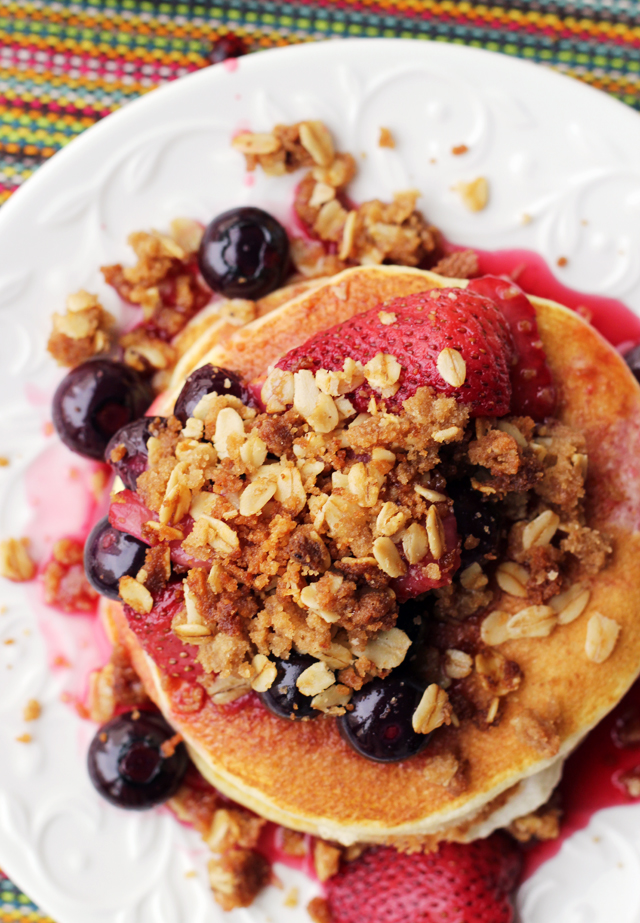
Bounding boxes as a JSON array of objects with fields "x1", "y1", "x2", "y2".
[
  {"x1": 198, "y1": 207, "x2": 289, "y2": 299},
  {"x1": 338, "y1": 676, "x2": 430, "y2": 762},
  {"x1": 448, "y1": 478, "x2": 502, "y2": 569},
  {"x1": 395, "y1": 597, "x2": 434, "y2": 644},
  {"x1": 105, "y1": 417, "x2": 161, "y2": 491},
  {"x1": 52, "y1": 359, "x2": 153, "y2": 461},
  {"x1": 173, "y1": 363, "x2": 256, "y2": 423},
  {"x1": 209, "y1": 33, "x2": 247, "y2": 65},
  {"x1": 87, "y1": 710, "x2": 188, "y2": 810},
  {"x1": 259, "y1": 652, "x2": 319, "y2": 720},
  {"x1": 84, "y1": 517, "x2": 149, "y2": 601},
  {"x1": 624, "y1": 344, "x2": 640, "y2": 383}
]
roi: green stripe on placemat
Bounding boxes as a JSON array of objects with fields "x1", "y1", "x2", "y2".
[{"x1": 1, "y1": 872, "x2": 53, "y2": 922}]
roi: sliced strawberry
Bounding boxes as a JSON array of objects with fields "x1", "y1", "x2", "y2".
[
  {"x1": 326, "y1": 835, "x2": 522, "y2": 923},
  {"x1": 467, "y1": 276, "x2": 556, "y2": 420},
  {"x1": 122, "y1": 582, "x2": 203, "y2": 681},
  {"x1": 109, "y1": 489, "x2": 156, "y2": 541},
  {"x1": 275, "y1": 287, "x2": 514, "y2": 417},
  {"x1": 108, "y1": 491, "x2": 210, "y2": 569},
  {"x1": 393, "y1": 511, "x2": 460, "y2": 601}
]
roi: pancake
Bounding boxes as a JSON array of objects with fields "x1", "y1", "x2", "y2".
[{"x1": 103, "y1": 265, "x2": 640, "y2": 847}]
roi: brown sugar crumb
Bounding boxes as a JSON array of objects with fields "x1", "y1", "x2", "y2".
[
  {"x1": 87, "y1": 645, "x2": 149, "y2": 723},
  {"x1": 169, "y1": 779, "x2": 221, "y2": 836},
  {"x1": 508, "y1": 803, "x2": 562, "y2": 842},
  {"x1": 101, "y1": 226, "x2": 210, "y2": 373},
  {"x1": 280, "y1": 828, "x2": 308, "y2": 857},
  {"x1": 616, "y1": 766, "x2": 640, "y2": 798},
  {"x1": 160, "y1": 732, "x2": 184, "y2": 758},
  {"x1": 308, "y1": 896, "x2": 334, "y2": 923},
  {"x1": 208, "y1": 849, "x2": 270, "y2": 911},
  {"x1": 16, "y1": 733, "x2": 32, "y2": 744},
  {"x1": 451, "y1": 143, "x2": 469, "y2": 155},
  {"x1": 431, "y1": 249, "x2": 479, "y2": 279},
  {"x1": 51, "y1": 537, "x2": 84, "y2": 566},
  {"x1": 23, "y1": 699, "x2": 41, "y2": 722},
  {"x1": 379, "y1": 127, "x2": 396, "y2": 148},
  {"x1": 206, "y1": 808, "x2": 266, "y2": 853},
  {"x1": 532, "y1": 420, "x2": 587, "y2": 517},
  {"x1": 0, "y1": 457, "x2": 9, "y2": 467},
  {"x1": 557, "y1": 256, "x2": 568, "y2": 267},
  {"x1": 47, "y1": 290, "x2": 114, "y2": 368},
  {"x1": 512, "y1": 710, "x2": 561, "y2": 759},
  {"x1": 313, "y1": 839, "x2": 342, "y2": 882},
  {"x1": 87, "y1": 663, "x2": 116, "y2": 723},
  {"x1": 43, "y1": 538, "x2": 98, "y2": 612},
  {"x1": 136, "y1": 544, "x2": 172, "y2": 595},
  {"x1": 0, "y1": 538, "x2": 36, "y2": 582},
  {"x1": 119, "y1": 326, "x2": 177, "y2": 376},
  {"x1": 283, "y1": 887, "x2": 299, "y2": 908}
]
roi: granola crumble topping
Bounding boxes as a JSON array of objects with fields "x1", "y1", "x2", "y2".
[{"x1": 116, "y1": 341, "x2": 609, "y2": 726}]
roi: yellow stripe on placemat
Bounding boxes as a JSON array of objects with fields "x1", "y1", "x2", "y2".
[{"x1": 0, "y1": 873, "x2": 55, "y2": 923}]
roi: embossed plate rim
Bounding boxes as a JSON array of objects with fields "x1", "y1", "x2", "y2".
[{"x1": 1, "y1": 38, "x2": 640, "y2": 923}]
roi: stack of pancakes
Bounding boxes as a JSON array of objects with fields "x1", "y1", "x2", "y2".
[{"x1": 102, "y1": 265, "x2": 640, "y2": 847}]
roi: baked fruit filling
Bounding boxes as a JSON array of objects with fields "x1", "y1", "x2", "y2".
[{"x1": 101, "y1": 279, "x2": 609, "y2": 763}]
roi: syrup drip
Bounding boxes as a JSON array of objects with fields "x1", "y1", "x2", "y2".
[
  {"x1": 472, "y1": 246, "x2": 640, "y2": 350},
  {"x1": 523, "y1": 678, "x2": 640, "y2": 879}
]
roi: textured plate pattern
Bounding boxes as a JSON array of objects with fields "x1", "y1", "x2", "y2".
[{"x1": 1, "y1": 39, "x2": 640, "y2": 923}]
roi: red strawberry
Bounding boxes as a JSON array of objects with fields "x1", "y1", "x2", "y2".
[
  {"x1": 122, "y1": 582, "x2": 204, "y2": 681},
  {"x1": 109, "y1": 489, "x2": 156, "y2": 541},
  {"x1": 325, "y1": 835, "x2": 522, "y2": 923},
  {"x1": 393, "y1": 510, "x2": 460, "y2": 602},
  {"x1": 467, "y1": 276, "x2": 556, "y2": 420},
  {"x1": 275, "y1": 287, "x2": 515, "y2": 416},
  {"x1": 108, "y1": 490, "x2": 209, "y2": 570}
]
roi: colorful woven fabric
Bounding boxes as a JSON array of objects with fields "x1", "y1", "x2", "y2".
[
  {"x1": 2, "y1": 0, "x2": 640, "y2": 206},
  {"x1": 0, "y1": 872, "x2": 52, "y2": 922},
  {"x1": 1, "y1": 0, "x2": 640, "y2": 917}
]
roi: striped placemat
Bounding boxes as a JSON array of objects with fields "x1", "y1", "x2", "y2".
[
  {"x1": 1, "y1": 0, "x2": 640, "y2": 918},
  {"x1": 2, "y1": 0, "x2": 640, "y2": 207}
]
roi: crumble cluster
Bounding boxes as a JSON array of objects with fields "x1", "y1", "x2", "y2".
[
  {"x1": 47, "y1": 289, "x2": 115, "y2": 368},
  {"x1": 233, "y1": 119, "x2": 480, "y2": 280},
  {"x1": 47, "y1": 119, "x2": 481, "y2": 383},
  {"x1": 113, "y1": 340, "x2": 612, "y2": 733},
  {"x1": 117, "y1": 369, "x2": 469, "y2": 720}
]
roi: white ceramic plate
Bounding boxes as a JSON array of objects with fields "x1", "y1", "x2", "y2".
[{"x1": 1, "y1": 38, "x2": 640, "y2": 923}]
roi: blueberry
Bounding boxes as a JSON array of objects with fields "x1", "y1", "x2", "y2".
[
  {"x1": 395, "y1": 597, "x2": 433, "y2": 644},
  {"x1": 84, "y1": 518, "x2": 149, "y2": 601},
  {"x1": 448, "y1": 478, "x2": 502, "y2": 569},
  {"x1": 198, "y1": 207, "x2": 289, "y2": 299},
  {"x1": 259, "y1": 652, "x2": 319, "y2": 720},
  {"x1": 209, "y1": 34, "x2": 247, "y2": 65},
  {"x1": 105, "y1": 417, "x2": 160, "y2": 491},
  {"x1": 87, "y1": 710, "x2": 188, "y2": 810},
  {"x1": 52, "y1": 359, "x2": 153, "y2": 461},
  {"x1": 624, "y1": 344, "x2": 640, "y2": 383},
  {"x1": 173, "y1": 364, "x2": 256, "y2": 423},
  {"x1": 338, "y1": 676, "x2": 430, "y2": 762}
]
